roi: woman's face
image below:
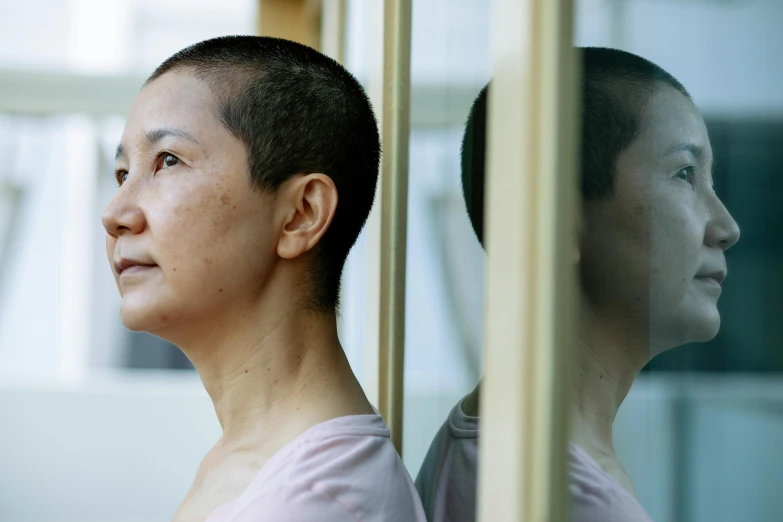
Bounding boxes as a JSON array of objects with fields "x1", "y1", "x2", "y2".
[
  {"x1": 580, "y1": 86, "x2": 740, "y2": 355},
  {"x1": 102, "y1": 71, "x2": 278, "y2": 338}
]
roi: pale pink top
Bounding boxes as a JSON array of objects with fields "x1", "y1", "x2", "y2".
[
  {"x1": 415, "y1": 398, "x2": 654, "y2": 522},
  {"x1": 207, "y1": 413, "x2": 426, "y2": 522}
]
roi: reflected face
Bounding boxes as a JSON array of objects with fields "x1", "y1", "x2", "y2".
[
  {"x1": 580, "y1": 86, "x2": 740, "y2": 354},
  {"x1": 101, "y1": 71, "x2": 277, "y2": 336}
]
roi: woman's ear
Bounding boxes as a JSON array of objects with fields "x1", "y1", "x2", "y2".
[{"x1": 277, "y1": 173, "x2": 338, "y2": 260}]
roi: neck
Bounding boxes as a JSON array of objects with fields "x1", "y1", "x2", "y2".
[
  {"x1": 571, "y1": 300, "x2": 651, "y2": 459},
  {"x1": 161, "y1": 286, "x2": 372, "y2": 450}
]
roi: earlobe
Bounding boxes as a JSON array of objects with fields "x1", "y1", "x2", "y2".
[{"x1": 277, "y1": 174, "x2": 338, "y2": 260}]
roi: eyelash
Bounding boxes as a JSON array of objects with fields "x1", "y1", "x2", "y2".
[
  {"x1": 114, "y1": 168, "x2": 128, "y2": 187},
  {"x1": 114, "y1": 152, "x2": 181, "y2": 187},
  {"x1": 675, "y1": 166, "x2": 696, "y2": 187}
]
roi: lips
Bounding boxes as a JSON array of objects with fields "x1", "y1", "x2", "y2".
[
  {"x1": 114, "y1": 257, "x2": 157, "y2": 276},
  {"x1": 695, "y1": 270, "x2": 726, "y2": 285}
]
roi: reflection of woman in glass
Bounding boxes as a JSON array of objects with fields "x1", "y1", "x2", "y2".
[
  {"x1": 416, "y1": 48, "x2": 741, "y2": 521},
  {"x1": 102, "y1": 36, "x2": 425, "y2": 522}
]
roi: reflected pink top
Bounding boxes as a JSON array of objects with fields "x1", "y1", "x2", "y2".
[
  {"x1": 415, "y1": 398, "x2": 654, "y2": 522},
  {"x1": 207, "y1": 413, "x2": 426, "y2": 522}
]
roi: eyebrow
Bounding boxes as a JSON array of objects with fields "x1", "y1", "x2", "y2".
[
  {"x1": 663, "y1": 142, "x2": 705, "y2": 161},
  {"x1": 115, "y1": 128, "x2": 200, "y2": 161}
]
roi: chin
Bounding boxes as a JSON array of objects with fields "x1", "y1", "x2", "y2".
[
  {"x1": 682, "y1": 308, "x2": 722, "y2": 344},
  {"x1": 119, "y1": 297, "x2": 174, "y2": 334},
  {"x1": 120, "y1": 308, "x2": 156, "y2": 333},
  {"x1": 651, "y1": 305, "x2": 721, "y2": 355}
]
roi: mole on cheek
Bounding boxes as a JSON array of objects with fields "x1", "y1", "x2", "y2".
[{"x1": 220, "y1": 194, "x2": 231, "y2": 205}]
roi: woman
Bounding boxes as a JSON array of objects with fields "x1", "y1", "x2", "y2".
[
  {"x1": 102, "y1": 36, "x2": 425, "y2": 522},
  {"x1": 416, "y1": 47, "x2": 741, "y2": 521}
]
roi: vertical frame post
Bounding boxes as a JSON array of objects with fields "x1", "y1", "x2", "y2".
[
  {"x1": 477, "y1": 0, "x2": 579, "y2": 520},
  {"x1": 257, "y1": 0, "x2": 322, "y2": 49},
  {"x1": 375, "y1": 0, "x2": 412, "y2": 454}
]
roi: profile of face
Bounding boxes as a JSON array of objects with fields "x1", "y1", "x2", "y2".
[
  {"x1": 102, "y1": 71, "x2": 317, "y2": 340},
  {"x1": 579, "y1": 85, "x2": 740, "y2": 356}
]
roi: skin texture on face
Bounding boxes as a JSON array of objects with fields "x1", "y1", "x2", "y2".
[
  {"x1": 102, "y1": 71, "x2": 285, "y2": 341},
  {"x1": 579, "y1": 85, "x2": 740, "y2": 358}
]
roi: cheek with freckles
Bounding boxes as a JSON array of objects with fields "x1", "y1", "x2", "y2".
[
  {"x1": 151, "y1": 175, "x2": 276, "y2": 318},
  {"x1": 159, "y1": 189, "x2": 241, "y2": 285},
  {"x1": 580, "y1": 200, "x2": 652, "y2": 323},
  {"x1": 606, "y1": 187, "x2": 655, "y2": 300},
  {"x1": 649, "y1": 196, "x2": 701, "y2": 289},
  {"x1": 646, "y1": 195, "x2": 715, "y2": 349}
]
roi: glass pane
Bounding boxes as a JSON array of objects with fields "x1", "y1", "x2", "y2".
[
  {"x1": 341, "y1": 1, "x2": 491, "y2": 463},
  {"x1": 574, "y1": 1, "x2": 783, "y2": 521},
  {"x1": 411, "y1": 1, "x2": 783, "y2": 521},
  {"x1": 402, "y1": 0, "x2": 490, "y2": 516}
]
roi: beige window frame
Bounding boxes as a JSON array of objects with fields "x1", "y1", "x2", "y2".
[
  {"x1": 357, "y1": 0, "x2": 412, "y2": 455},
  {"x1": 477, "y1": 0, "x2": 579, "y2": 520},
  {"x1": 257, "y1": 0, "x2": 322, "y2": 50},
  {"x1": 372, "y1": 0, "x2": 412, "y2": 454}
]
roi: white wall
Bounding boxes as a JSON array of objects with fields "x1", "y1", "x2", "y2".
[{"x1": 0, "y1": 372, "x2": 219, "y2": 522}]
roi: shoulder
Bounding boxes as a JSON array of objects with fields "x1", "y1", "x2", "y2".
[
  {"x1": 417, "y1": 396, "x2": 480, "y2": 485},
  {"x1": 568, "y1": 446, "x2": 653, "y2": 522},
  {"x1": 415, "y1": 397, "x2": 480, "y2": 521},
  {"x1": 234, "y1": 483, "x2": 425, "y2": 522},
  {"x1": 226, "y1": 486, "x2": 358, "y2": 522},
  {"x1": 226, "y1": 415, "x2": 425, "y2": 522},
  {"x1": 284, "y1": 416, "x2": 405, "y2": 486}
]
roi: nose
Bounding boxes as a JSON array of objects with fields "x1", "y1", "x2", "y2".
[
  {"x1": 705, "y1": 194, "x2": 740, "y2": 251},
  {"x1": 101, "y1": 184, "x2": 146, "y2": 238}
]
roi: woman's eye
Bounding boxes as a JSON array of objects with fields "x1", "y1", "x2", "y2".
[
  {"x1": 115, "y1": 170, "x2": 128, "y2": 186},
  {"x1": 676, "y1": 166, "x2": 695, "y2": 186},
  {"x1": 156, "y1": 153, "x2": 181, "y2": 171}
]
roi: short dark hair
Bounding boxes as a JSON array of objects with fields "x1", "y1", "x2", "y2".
[
  {"x1": 147, "y1": 36, "x2": 380, "y2": 312},
  {"x1": 461, "y1": 47, "x2": 691, "y2": 246}
]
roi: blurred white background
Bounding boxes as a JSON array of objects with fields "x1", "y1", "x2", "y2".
[{"x1": 0, "y1": 1, "x2": 781, "y2": 521}]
